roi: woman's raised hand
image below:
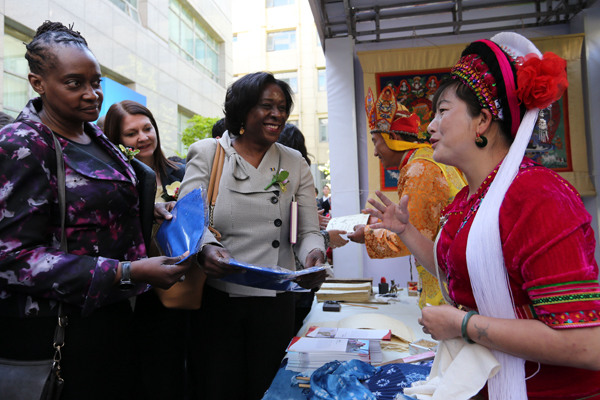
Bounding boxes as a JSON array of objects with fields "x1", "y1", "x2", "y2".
[{"x1": 363, "y1": 191, "x2": 411, "y2": 236}]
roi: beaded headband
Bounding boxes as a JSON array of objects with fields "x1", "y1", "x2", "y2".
[{"x1": 450, "y1": 52, "x2": 505, "y2": 122}]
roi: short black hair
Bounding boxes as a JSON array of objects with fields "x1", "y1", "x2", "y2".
[
  {"x1": 278, "y1": 124, "x2": 310, "y2": 165},
  {"x1": 25, "y1": 21, "x2": 89, "y2": 75},
  {"x1": 224, "y1": 72, "x2": 293, "y2": 137},
  {"x1": 212, "y1": 118, "x2": 226, "y2": 138}
]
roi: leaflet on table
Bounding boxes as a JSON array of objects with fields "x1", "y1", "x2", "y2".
[
  {"x1": 286, "y1": 336, "x2": 370, "y2": 356},
  {"x1": 219, "y1": 259, "x2": 326, "y2": 292},
  {"x1": 305, "y1": 326, "x2": 392, "y2": 341},
  {"x1": 326, "y1": 213, "x2": 369, "y2": 233},
  {"x1": 155, "y1": 188, "x2": 207, "y2": 264}
]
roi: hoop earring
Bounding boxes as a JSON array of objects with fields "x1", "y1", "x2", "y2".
[{"x1": 475, "y1": 133, "x2": 487, "y2": 148}]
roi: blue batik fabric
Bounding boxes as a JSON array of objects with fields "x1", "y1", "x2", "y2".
[
  {"x1": 364, "y1": 363, "x2": 431, "y2": 400},
  {"x1": 309, "y1": 359, "x2": 377, "y2": 400}
]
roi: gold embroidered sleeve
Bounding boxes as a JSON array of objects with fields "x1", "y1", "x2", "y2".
[{"x1": 364, "y1": 159, "x2": 450, "y2": 259}]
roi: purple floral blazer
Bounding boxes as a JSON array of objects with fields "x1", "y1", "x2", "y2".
[{"x1": 0, "y1": 99, "x2": 148, "y2": 317}]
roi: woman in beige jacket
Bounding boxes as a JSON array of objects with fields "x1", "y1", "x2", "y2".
[{"x1": 178, "y1": 72, "x2": 326, "y2": 400}]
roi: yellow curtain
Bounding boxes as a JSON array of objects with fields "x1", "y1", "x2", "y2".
[{"x1": 358, "y1": 34, "x2": 595, "y2": 197}]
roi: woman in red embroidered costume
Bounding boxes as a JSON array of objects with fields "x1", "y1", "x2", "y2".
[{"x1": 365, "y1": 32, "x2": 600, "y2": 400}]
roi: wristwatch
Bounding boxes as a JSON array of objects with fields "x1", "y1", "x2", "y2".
[{"x1": 119, "y1": 261, "x2": 135, "y2": 290}]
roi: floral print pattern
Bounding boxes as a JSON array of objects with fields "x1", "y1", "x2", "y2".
[{"x1": 0, "y1": 99, "x2": 147, "y2": 317}]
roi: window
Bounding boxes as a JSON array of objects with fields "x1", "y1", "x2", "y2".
[
  {"x1": 266, "y1": 0, "x2": 294, "y2": 7},
  {"x1": 177, "y1": 109, "x2": 193, "y2": 154},
  {"x1": 275, "y1": 71, "x2": 298, "y2": 93},
  {"x1": 3, "y1": 27, "x2": 34, "y2": 118},
  {"x1": 267, "y1": 30, "x2": 296, "y2": 52},
  {"x1": 318, "y1": 69, "x2": 326, "y2": 91},
  {"x1": 233, "y1": 33, "x2": 238, "y2": 43},
  {"x1": 109, "y1": 0, "x2": 140, "y2": 22},
  {"x1": 318, "y1": 118, "x2": 328, "y2": 142},
  {"x1": 169, "y1": 0, "x2": 221, "y2": 82}
]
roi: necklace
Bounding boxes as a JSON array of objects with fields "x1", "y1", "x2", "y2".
[{"x1": 440, "y1": 168, "x2": 498, "y2": 234}]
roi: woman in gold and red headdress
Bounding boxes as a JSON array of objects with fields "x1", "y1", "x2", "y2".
[{"x1": 366, "y1": 33, "x2": 600, "y2": 399}]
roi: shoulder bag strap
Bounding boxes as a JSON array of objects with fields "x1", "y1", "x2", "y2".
[
  {"x1": 207, "y1": 140, "x2": 225, "y2": 231},
  {"x1": 51, "y1": 134, "x2": 67, "y2": 252},
  {"x1": 50, "y1": 133, "x2": 67, "y2": 382}
]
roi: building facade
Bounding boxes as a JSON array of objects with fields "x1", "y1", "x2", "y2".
[
  {"x1": 232, "y1": 0, "x2": 329, "y2": 190},
  {"x1": 1, "y1": 0, "x2": 232, "y2": 156}
]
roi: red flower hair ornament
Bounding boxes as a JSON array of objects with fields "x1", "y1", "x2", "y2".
[{"x1": 516, "y1": 51, "x2": 568, "y2": 110}]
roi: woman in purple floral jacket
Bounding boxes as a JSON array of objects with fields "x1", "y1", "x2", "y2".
[{"x1": 0, "y1": 22, "x2": 190, "y2": 400}]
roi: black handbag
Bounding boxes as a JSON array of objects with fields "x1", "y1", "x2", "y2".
[{"x1": 0, "y1": 132, "x2": 68, "y2": 400}]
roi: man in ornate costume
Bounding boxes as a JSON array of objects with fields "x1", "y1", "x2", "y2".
[{"x1": 349, "y1": 84, "x2": 465, "y2": 308}]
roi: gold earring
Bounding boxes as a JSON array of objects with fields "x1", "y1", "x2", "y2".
[{"x1": 239, "y1": 126, "x2": 245, "y2": 135}]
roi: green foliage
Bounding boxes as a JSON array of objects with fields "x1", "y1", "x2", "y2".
[{"x1": 178, "y1": 115, "x2": 220, "y2": 157}]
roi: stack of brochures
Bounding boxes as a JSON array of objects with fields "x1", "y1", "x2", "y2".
[
  {"x1": 285, "y1": 326, "x2": 389, "y2": 372},
  {"x1": 315, "y1": 281, "x2": 372, "y2": 303}
]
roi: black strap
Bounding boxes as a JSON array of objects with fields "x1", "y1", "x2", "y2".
[{"x1": 50, "y1": 133, "x2": 67, "y2": 379}]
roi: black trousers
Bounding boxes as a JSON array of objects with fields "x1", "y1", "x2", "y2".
[
  {"x1": 188, "y1": 285, "x2": 295, "y2": 400},
  {"x1": 132, "y1": 290, "x2": 190, "y2": 400},
  {"x1": 0, "y1": 300, "x2": 135, "y2": 400}
]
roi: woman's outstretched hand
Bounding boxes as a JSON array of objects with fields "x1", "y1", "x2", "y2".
[
  {"x1": 295, "y1": 249, "x2": 327, "y2": 290},
  {"x1": 153, "y1": 201, "x2": 176, "y2": 224},
  {"x1": 196, "y1": 244, "x2": 240, "y2": 278},
  {"x1": 131, "y1": 251, "x2": 192, "y2": 289},
  {"x1": 363, "y1": 191, "x2": 411, "y2": 236}
]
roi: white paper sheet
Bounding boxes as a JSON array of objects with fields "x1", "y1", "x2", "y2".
[{"x1": 326, "y1": 213, "x2": 370, "y2": 232}]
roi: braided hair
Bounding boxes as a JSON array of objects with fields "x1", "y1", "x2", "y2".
[{"x1": 25, "y1": 21, "x2": 89, "y2": 75}]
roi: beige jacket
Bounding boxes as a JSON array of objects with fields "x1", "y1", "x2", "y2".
[{"x1": 179, "y1": 132, "x2": 325, "y2": 296}]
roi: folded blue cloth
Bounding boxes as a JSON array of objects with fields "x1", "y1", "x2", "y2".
[{"x1": 309, "y1": 360, "x2": 377, "y2": 400}]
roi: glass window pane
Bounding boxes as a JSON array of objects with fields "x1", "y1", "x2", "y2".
[
  {"x1": 275, "y1": 72, "x2": 298, "y2": 93},
  {"x1": 318, "y1": 69, "x2": 326, "y2": 91},
  {"x1": 267, "y1": 0, "x2": 294, "y2": 6},
  {"x1": 267, "y1": 30, "x2": 296, "y2": 52},
  {"x1": 4, "y1": 33, "x2": 28, "y2": 75},
  {"x1": 109, "y1": 0, "x2": 127, "y2": 12},
  {"x1": 169, "y1": 0, "x2": 180, "y2": 13},
  {"x1": 181, "y1": 7, "x2": 193, "y2": 26},
  {"x1": 182, "y1": 22, "x2": 194, "y2": 55},
  {"x1": 195, "y1": 38, "x2": 206, "y2": 63},
  {"x1": 267, "y1": 34, "x2": 274, "y2": 51},
  {"x1": 319, "y1": 118, "x2": 328, "y2": 142},
  {"x1": 169, "y1": 12, "x2": 180, "y2": 43},
  {"x1": 3, "y1": 73, "x2": 30, "y2": 114},
  {"x1": 208, "y1": 49, "x2": 218, "y2": 75}
]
